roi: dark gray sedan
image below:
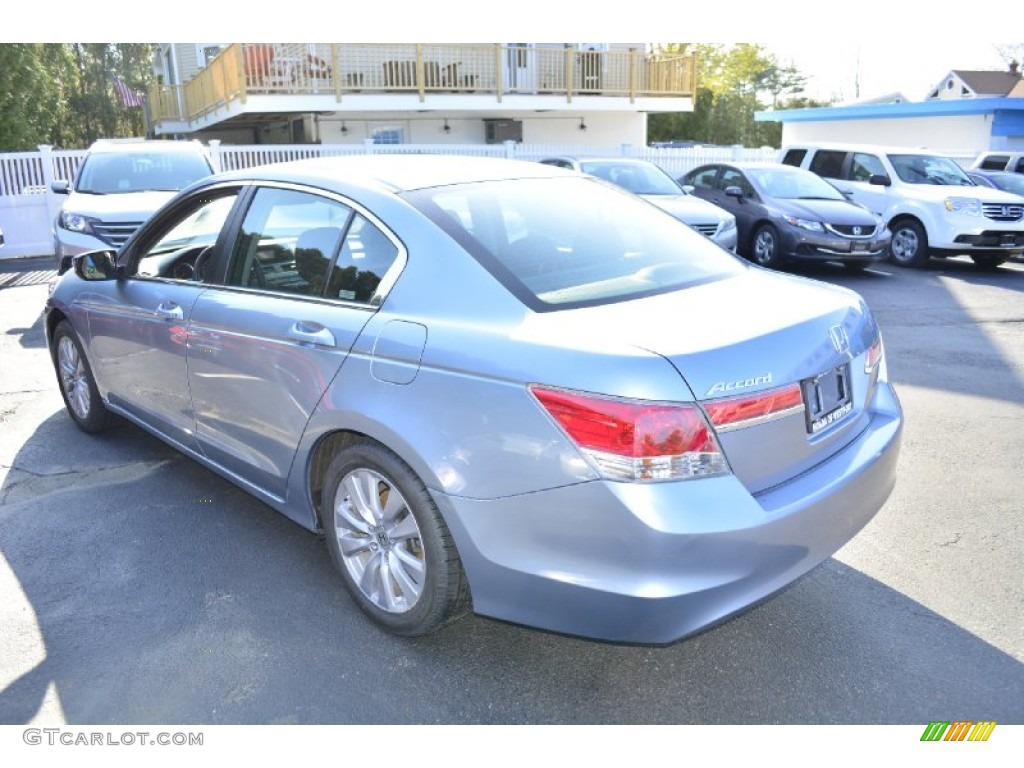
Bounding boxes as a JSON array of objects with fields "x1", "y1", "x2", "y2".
[
  {"x1": 45, "y1": 155, "x2": 902, "y2": 644},
  {"x1": 681, "y1": 162, "x2": 891, "y2": 271}
]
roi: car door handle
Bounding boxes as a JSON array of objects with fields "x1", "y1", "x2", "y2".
[
  {"x1": 287, "y1": 321, "x2": 336, "y2": 348},
  {"x1": 154, "y1": 301, "x2": 184, "y2": 321}
]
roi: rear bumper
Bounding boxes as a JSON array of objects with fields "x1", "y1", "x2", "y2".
[{"x1": 435, "y1": 382, "x2": 902, "y2": 644}]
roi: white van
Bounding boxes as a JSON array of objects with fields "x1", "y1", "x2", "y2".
[{"x1": 780, "y1": 143, "x2": 1024, "y2": 268}]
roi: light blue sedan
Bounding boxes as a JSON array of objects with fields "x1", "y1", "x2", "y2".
[{"x1": 45, "y1": 155, "x2": 902, "y2": 643}]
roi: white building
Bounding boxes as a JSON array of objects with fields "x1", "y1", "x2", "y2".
[
  {"x1": 150, "y1": 43, "x2": 696, "y2": 147},
  {"x1": 756, "y1": 65, "x2": 1024, "y2": 157}
]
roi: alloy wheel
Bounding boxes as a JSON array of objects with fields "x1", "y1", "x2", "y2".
[{"x1": 332, "y1": 468, "x2": 426, "y2": 613}]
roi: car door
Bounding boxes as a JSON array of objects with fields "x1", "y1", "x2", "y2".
[
  {"x1": 713, "y1": 166, "x2": 760, "y2": 247},
  {"x1": 86, "y1": 186, "x2": 243, "y2": 448},
  {"x1": 186, "y1": 184, "x2": 403, "y2": 499},
  {"x1": 838, "y1": 151, "x2": 892, "y2": 218}
]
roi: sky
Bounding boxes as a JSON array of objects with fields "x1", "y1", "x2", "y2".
[{"x1": 766, "y1": 41, "x2": 1015, "y2": 103}]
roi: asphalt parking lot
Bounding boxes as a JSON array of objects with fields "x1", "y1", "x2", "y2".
[{"x1": 0, "y1": 254, "x2": 1021, "y2": 725}]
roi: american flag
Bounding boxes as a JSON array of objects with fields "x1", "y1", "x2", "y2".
[{"x1": 112, "y1": 75, "x2": 144, "y2": 108}]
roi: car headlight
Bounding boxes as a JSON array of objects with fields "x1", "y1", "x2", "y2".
[
  {"x1": 944, "y1": 197, "x2": 981, "y2": 215},
  {"x1": 59, "y1": 211, "x2": 97, "y2": 233},
  {"x1": 720, "y1": 216, "x2": 737, "y2": 232},
  {"x1": 783, "y1": 215, "x2": 824, "y2": 232}
]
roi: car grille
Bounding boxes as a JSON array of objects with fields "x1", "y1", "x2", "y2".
[
  {"x1": 691, "y1": 223, "x2": 719, "y2": 237},
  {"x1": 92, "y1": 220, "x2": 145, "y2": 248},
  {"x1": 825, "y1": 223, "x2": 876, "y2": 238},
  {"x1": 983, "y1": 203, "x2": 1024, "y2": 222}
]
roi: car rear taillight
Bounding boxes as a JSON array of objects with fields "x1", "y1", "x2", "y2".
[
  {"x1": 865, "y1": 335, "x2": 883, "y2": 373},
  {"x1": 703, "y1": 384, "x2": 804, "y2": 433},
  {"x1": 529, "y1": 385, "x2": 729, "y2": 482}
]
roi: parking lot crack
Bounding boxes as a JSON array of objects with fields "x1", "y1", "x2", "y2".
[{"x1": 0, "y1": 459, "x2": 174, "y2": 506}]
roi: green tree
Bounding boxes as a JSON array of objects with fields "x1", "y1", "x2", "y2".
[
  {"x1": 0, "y1": 44, "x2": 59, "y2": 150},
  {"x1": 649, "y1": 43, "x2": 825, "y2": 148},
  {"x1": 0, "y1": 43, "x2": 155, "y2": 151}
]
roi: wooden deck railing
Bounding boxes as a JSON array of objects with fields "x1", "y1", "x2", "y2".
[{"x1": 149, "y1": 44, "x2": 696, "y2": 125}]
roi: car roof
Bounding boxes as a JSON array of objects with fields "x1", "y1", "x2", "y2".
[
  {"x1": 86, "y1": 139, "x2": 208, "y2": 155},
  {"x1": 783, "y1": 143, "x2": 952, "y2": 157},
  {"x1": 214, "y1": 154, "x2": 568, "y2": 193}
]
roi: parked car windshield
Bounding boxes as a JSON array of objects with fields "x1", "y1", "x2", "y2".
[
  {"x1": 745, "y1": 166, "x2": 846, "y2": 201},
  {"x1": 408, "y1": 176, "x2": 743, "y2": 310},
  {"x1": 579, "y1": 161, "x2": 683, "y2": 196},
  {"x1": 976, "y1": 173, "x2": 1024, "y2": 196},
  {"x1": 888, "y1": 154, "x2": 975, "y2": 186},
  {"x1": 75, "y1": 151, "x2": 213, "y2": 194}
]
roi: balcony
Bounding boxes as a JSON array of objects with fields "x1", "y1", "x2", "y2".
[{"x1": 149, "y1": 43, "x2": 696, "y2": 127}]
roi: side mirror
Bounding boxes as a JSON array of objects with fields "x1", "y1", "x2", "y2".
[
  {"x1": 51, "y1": 180, "x2": 70, "y2": 194},
  {"x1": 681, "y1": 184, "x2": 696, "y2": 194},
  {"x1": 724, "y1": 185, "x2": 744, "y2": 199},
  {"x1": 868, "y1": 174, "x2": 891, "y2": 187},
  {"x1": 74, "y1": 250, "x2": 119, "y2": 281}
]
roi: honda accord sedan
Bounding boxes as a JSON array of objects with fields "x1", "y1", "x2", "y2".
[
  {"x1": 45, "y1": 155, "x2": 902, "y2": 644},
  {"x1": 681, "y1": 162, "x2": 891, "y2": 271}
]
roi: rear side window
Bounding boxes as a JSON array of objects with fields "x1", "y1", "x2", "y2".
[
  {"x1": 978, "y1": 154, "x2": 1010, "y2": 171},
  {"x1": 1014, "y1": 157, "x2": 1024, "y2": 174},
  {"x1": 808, "y1": 150, "x2": 847, "y2": 179},
  {"x1": 780, "y1": 149, "x2": 806, "y2": 167}
]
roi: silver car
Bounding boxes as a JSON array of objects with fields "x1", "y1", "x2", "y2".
[
  {"x1": 539, "y1": 156, "x2": 738, "y2": 251},
  {"x1": 45, "y1": 155, "x2": 902, "y2": 644}
]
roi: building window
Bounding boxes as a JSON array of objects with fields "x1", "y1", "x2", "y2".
[
  {"x1": 371, "y1": 127, "x2": 404, "y2": 145},
  {"x1": 197, "y1": 44, "x2": 225, "y2": 68}
]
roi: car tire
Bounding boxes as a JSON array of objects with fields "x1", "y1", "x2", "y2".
[
  {"x1": 322, "y1": 439, "x2": 470, "y2": 636},
  {"x1": 52, "y1": 320, "x2": 113, "y2": 433},
  {"x1": 750, "y1": 224, "x2": 783, "y2": 268},
  {"x1": 969, "y1": 255, "x2": 1006, "y2": 270},
  {"x1": 888, "y1": 219, "x2": 929, "y2": 268}
]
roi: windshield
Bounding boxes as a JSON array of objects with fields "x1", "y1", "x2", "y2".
[
  {"x1": 745, "y1": 166, "x2": 845, "y2": 201},
  {"x1": 407, "y1": 176, "x2": 743, "y2": 311},
  {"x1": 579, "y1": 161, "x2": 683, "y2": 196},
  {"x1": 888, "y1": 154, "x2": 974, "y2": 186},
  {"x1": 986, "y1": 174, "x2": 1024, "y2": 196},
  {"x1": 75, "y1": 150, "x2": 213, "y2": 194}
]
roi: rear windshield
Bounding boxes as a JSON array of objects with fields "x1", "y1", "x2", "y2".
[
  {"x1": 75, "y1": 150, "x2": 213, "y2": 194},
  {"x1": 578, "y1": 161, "x2": 682, "y2": 195},
  {"x1": 406, "y1": 176, "x2": 743, "y2": 311}
]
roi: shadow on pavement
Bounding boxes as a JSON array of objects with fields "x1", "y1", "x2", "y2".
[{"x1": 1, "y1": 413, "x2": 1021, "y2": 725}]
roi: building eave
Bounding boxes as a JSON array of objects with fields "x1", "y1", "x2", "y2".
[{"x1": 756, "y1": 97, "x2": 1024, "y2": 123}]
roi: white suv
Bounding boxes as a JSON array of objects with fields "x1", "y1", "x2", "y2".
[
  {"x1": 780, "y1": 143, "x2": 1024, "y2": 268},
  {"x1": 52, "y1": 139, "x2": 214, "y2": 260}
]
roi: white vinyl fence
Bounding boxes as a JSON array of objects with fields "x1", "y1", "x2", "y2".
[{"x1": 0, "y1": 140, "x2": 974, "y2": 259}]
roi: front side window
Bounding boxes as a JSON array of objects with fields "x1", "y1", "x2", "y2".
[
  {"x1": 849, "y1": 153, "x2": 886, "y2": 182},
  {"x1": 717, "y1": 168, "x2": 755, "y2": 198},
  {"x1": 888, "y1": 154, "x2": 975, "y2": 186},
  {"x1": 133, "y1": 190, "x2": 239, "y2": 281},
  {"x1": 408, "y1": 176, "x2": 743, "y2": 311}
]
